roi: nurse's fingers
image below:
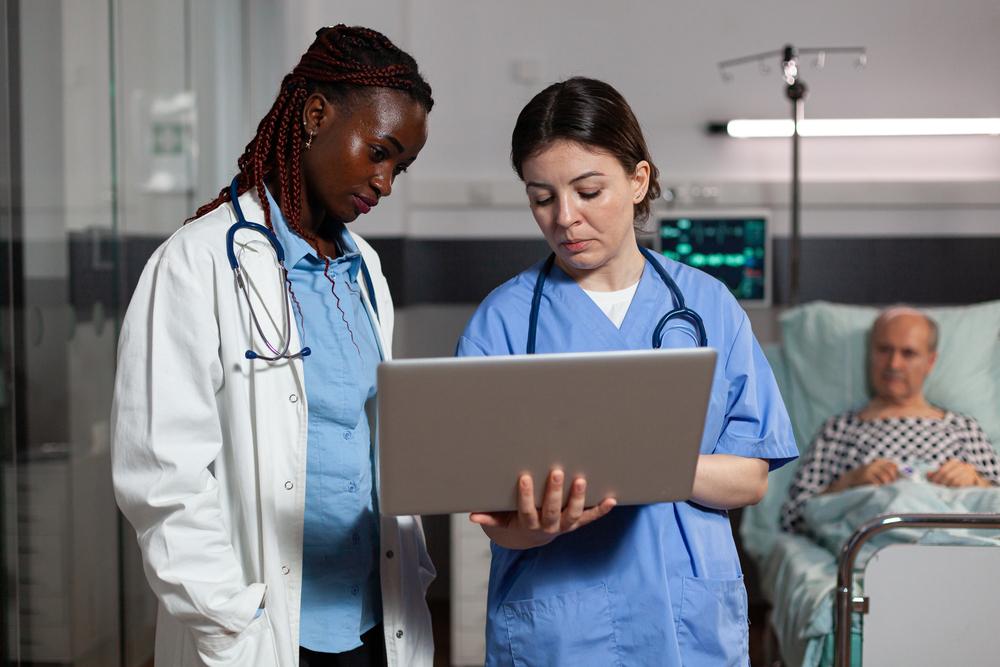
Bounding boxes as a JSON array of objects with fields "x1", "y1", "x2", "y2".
[
  {"x1": 516, "y1": 474, "x2": 541, "y2": 530},
  {"x1": 561, "y1": 478, "x2": 588, "y2": 530},
  {"x1": 540, "y1": 469, "x2": 565, "y2": 533},
  {"x1": 469, "y1": 512, "x2": 509, "y2": 528},
  {"x1": 572, "y1": 497, "x2": 617, "y2": 530}
]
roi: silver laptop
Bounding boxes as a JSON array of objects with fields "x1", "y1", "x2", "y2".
[{"x1": 377, "y1": 348, "x2": 716, "y2": 516}]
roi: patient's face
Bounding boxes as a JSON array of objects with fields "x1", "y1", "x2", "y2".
[{"x1": 869, "y1": 314, "x2": 937, "y2": 403}]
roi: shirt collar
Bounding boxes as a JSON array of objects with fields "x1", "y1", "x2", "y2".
[{"x1": 264, "y1": 187, "x2": 362, "y2": 279}]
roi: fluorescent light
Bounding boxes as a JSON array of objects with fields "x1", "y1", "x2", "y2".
[{"x1": 725, "y1": 118, "x2": 1000, "y2": 138}]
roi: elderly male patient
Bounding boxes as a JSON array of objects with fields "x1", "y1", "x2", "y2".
[{"x1": 781, "y1": 307, "x2": 1000, "y2": 532}]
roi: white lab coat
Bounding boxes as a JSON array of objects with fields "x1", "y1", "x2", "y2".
[{"x1": 111, "y1": 192, "x2": 435, "y2": 667}]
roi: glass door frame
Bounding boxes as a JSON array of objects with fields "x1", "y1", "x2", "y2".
[{"x1": 0, "y1": 0, "x2": 23, "y2": 661}]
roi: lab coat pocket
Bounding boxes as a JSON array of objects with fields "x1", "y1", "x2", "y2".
[
  {"x1": 501, "y1": 583, "x2": 622, "y2": 667},
  {"x1": 676, "y1": 575, "x2": 748, "y2": 667},
  {"x1": 193, "y1": 609, "x2": 280, "y2": 667}
]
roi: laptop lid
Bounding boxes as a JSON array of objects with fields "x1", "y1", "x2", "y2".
[{"x1": 377, "y1": 348, "x2": 716, "y2": 516}]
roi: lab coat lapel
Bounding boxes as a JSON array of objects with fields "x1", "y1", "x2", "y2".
[{"x1": 231, "y1": 207, "x2": 311, "y2": 653}]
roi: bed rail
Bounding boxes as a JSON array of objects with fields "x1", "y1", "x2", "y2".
[{"x1": 834, "y1": 513, "x2": 1000, "y2": 667}]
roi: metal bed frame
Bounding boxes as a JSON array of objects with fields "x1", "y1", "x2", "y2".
[{"x1": 834, "y1": 513, "x2": 1000, "y2": 667}]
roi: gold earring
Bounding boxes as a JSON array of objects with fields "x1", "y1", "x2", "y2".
[{"x1": 303, "y1": 120, "x2": 316, "y2": 149}]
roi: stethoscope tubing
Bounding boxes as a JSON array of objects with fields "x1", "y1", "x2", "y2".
[
  {"x1": 526, "y1": 244, "x2": 708, "y2": 354},
  {"x1": 226, "y1": 177, "x2": 379, "y2": 361}
]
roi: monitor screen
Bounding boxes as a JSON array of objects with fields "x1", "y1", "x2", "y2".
[{"x1": 658, "y1": 216, "x2": 769, "y2": 304}]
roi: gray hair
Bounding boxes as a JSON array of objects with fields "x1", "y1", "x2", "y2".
[{"x1": 872, "y1": 306, "x2": 939, "y2": 352}]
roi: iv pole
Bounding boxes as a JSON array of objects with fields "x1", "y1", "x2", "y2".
[
  {"x1": 783, "y1": 46, "x2": 806, "y2": 305},
  {"x1": 716, "y1": 45, "x2": 866, "y2": 305}
]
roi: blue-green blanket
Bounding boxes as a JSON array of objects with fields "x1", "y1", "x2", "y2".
[{"x1": 763, "y1": 481, "x2": 1000, "y2": 666}]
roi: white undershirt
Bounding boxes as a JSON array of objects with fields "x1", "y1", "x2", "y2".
[{"x1": 581, "y1": 282, "x2": 639, "y2": 329}]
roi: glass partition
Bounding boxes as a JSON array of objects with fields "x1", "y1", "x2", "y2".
[{"x1": 0, "y1": 1, "x2": 245, "y2": 664}]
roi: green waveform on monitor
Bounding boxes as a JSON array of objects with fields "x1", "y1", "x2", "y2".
[{"x1": 685, "y1": 253, "x2": 747, "y2": 268}]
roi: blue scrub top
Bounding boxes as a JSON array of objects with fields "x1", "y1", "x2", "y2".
[
  {"x1": 456, "y1": 254, "x2": 797, "y2": 667},
  {"x1": 267, "y1": 191, "x2": 383, "y2": 653}
]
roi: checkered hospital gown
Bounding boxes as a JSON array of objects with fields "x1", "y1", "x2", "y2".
[{"x1": 781, "y1": 411, "x2": 1000, "y2": 533}]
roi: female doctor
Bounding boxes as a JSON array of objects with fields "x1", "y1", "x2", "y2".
[
  {"x1": 457, "y1": 77, "x2": 798, "y2": 666},
  {"x1": 112, "y1": 26, "x2": 435, "y2": 667}
]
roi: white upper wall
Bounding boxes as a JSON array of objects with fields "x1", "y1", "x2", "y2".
[
  {"x1": 274, "y1": 0, "x2": 1000, "y2": 184},
  {"x1": 251, "y1": 0, "x2": 1000, "y2": 238},
  {"x1": 35, "y1": 1, "x2": 997, "y2": 239}
]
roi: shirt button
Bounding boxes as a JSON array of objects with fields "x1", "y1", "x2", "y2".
[
  {"x1": 351, "y1": 585, "x2": 360, "y2": 596},
  {"x1": 288, "y1": 394, "x2": 298, "y2": 403},
  {"x1": 281, "y1": 565, "x2": 290, "y2": 575},
  {"x1": 396, "y1": 630, "x2": 404, "y2": 639},
  {"x1": 343, "y1": 431, "x2": 353, "y2": 440},
  {"x1": 284, "y1": 481, "x2": 293, "y2": 490},
  {"x1": 385, "y1": 550, "x2": 394, "y2": 559},
  {"x1": 348, "y1": 481, "x2": 357, "y2": 493}
]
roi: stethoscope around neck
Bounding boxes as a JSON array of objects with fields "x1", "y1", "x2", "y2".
[
  {"x1": 225, "y1": 176, "x2": 379, "y2": 361},
  {"x1": 527, "y1": 245, "x2": 708, "y2": 354}
]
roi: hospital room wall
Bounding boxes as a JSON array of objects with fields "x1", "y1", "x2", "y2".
[
  {"x1": 271, "y1": 0, "x2": 1000, "y2": 235},
  {"x1": 91, "y1": 0, "x2": 999, "y2": 311},
  {"x1": 259, "y1": 0, "x2": 1000, "y2": 343}
]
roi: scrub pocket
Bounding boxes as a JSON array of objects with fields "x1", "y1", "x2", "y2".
[
  {"x1": 501, "y1": 583, "x2": 622, "y2": 667},
  {"x1": 675, "y1": 575, "x2": 749, "y2": 667},
  {"x1": 193, "y1": 609, "x2": 280, "y2": 667}
]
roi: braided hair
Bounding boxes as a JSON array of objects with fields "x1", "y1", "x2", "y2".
[{"x1": 191, "y1": 24, "x2": 433, "y2": 238}]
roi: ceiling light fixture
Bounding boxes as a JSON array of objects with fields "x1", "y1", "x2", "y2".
[{"x1": 711, "y1": 118, "x2": 1000, "y2": 138}]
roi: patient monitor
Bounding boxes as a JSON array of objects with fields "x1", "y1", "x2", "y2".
[{"x1": 656, "y1": 211, "x2": 771, "y2": 307}]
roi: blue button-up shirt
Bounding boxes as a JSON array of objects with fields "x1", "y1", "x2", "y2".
[{"x1": 267, "y1": 191, "x2": 382, "y2": 653}]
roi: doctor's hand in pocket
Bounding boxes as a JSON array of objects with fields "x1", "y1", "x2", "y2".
[{"x1": 470, "y1": 469, "x2": 616, "y2": 550}]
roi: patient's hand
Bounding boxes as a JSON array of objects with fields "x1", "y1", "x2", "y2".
[
  {"x1": 827, "y1": 459, "x2": 899, "y2": 493},
  {"x1": 926, "y1": 459, "x2": 989, "y2": 488},
  {"x1": 469, "y1": 470, "x2": 616, "y2": 550}
]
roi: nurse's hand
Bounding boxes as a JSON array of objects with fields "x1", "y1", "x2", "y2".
[{"x1": 469, "y1": 469, "x2": 616, "y2": 550}]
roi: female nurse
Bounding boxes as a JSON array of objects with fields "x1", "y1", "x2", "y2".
[
  {"x1": 112, "y1": 26, "x2": 435, "y2": 667},
  {"x1": 457, "y1": 77, "x2": 798, "y2": 666}
]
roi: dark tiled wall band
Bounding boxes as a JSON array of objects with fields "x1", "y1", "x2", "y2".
[{"x1": 55, "y1": 234, "x2": 1000, "y2": 322}]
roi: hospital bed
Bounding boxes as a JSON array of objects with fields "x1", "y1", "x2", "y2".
[{"x1": 740, "y1": 300, "x2": 1000, "y2": 667}]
